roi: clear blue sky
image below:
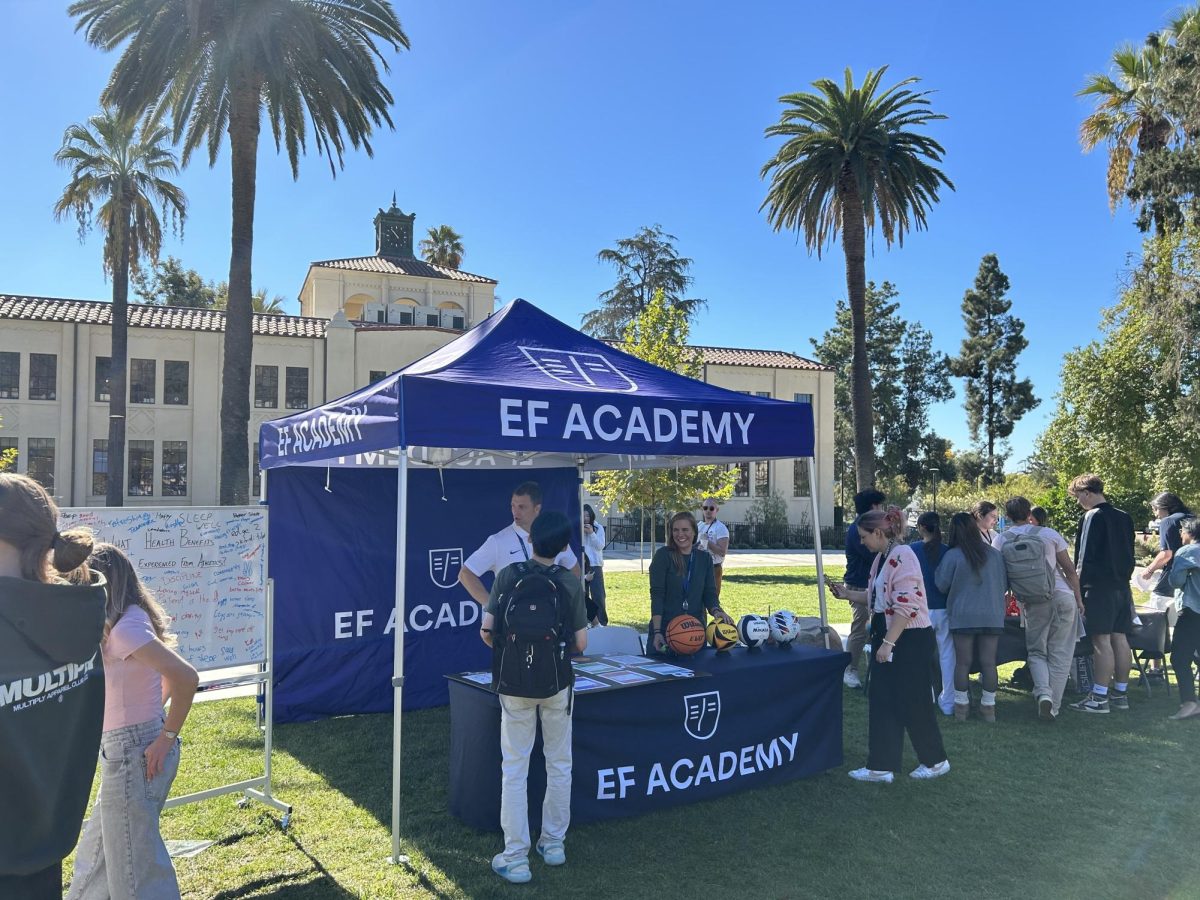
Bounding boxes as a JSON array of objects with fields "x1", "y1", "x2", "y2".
[{"x1": 1, "y1": 1, "x2": 1167, "y2": 467}]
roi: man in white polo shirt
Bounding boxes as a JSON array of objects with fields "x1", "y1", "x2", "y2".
[
  {"x1": 459, "y1": 481, "x2": 580, "y2": 606},
  {"x1": 697, "y1": 497, "x2": 730, "y2": 596}
]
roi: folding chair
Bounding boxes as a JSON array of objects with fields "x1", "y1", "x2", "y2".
[
  {"x1": 582, "y1": 624, "x2": 645, "y2": 656},
  {"x1": 1129, "y1": 608, "x2": 1172, "y2": 697}
]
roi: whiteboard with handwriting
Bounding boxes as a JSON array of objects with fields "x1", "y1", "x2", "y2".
[{"x1": 58, "y1": 507, "x2": 268, "y2": 672}]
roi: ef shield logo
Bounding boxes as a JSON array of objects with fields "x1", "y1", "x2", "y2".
[
  {"x1": 683, "y1": 690, "x2": 720, "y2": 740},
  {"x1": 519, "y1": 347, "x2": 638, "y2": 392},
  {"x1": 428, "y1": 548, "x2": 463, "y2": 589}
]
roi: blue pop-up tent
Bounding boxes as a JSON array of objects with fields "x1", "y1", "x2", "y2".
[{"x1": 259, "y1": 298, "x2": 827, "y2": 861}]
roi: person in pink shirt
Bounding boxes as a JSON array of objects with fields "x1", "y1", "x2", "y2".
[
  {"x1": 67, "y1": 544, "x2": 199, "y2": 900},
  {"x1": 848, "y1": 507, "x2": 950, "y2": 784}
]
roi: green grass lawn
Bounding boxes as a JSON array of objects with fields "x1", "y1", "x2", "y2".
[{"x1": 86, "y1": 566, "x2": 1200, "y2": 899}]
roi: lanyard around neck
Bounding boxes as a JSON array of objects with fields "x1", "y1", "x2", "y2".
[
  {"x1": 516, "y1": 533, "x2": 530, "y2": 560},
  {"x1": 681, "y1": 550, "x2": 697, "y2": 607}
]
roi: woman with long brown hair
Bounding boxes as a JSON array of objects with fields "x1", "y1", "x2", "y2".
[
  {"x1": 936, "y1": 512, "x2": 1009, "y2": 721},
  {"x1": 649, "y1": 511, "x2": 732, "y2": 653},
  {"x1": 0, "y1": 473, "x2": 106, "y2": 898},
  {"x1": 67, "y1": 544, "x2": 199, "y2": 899}
]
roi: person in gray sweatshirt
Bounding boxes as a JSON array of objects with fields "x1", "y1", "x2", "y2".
[{"x1": 935, "y1": 512, "x2": 1009, "y2": 722}]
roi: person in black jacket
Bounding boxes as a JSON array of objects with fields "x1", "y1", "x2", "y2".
[
  {"x1": 1068, "y1": 473, "x2": 1136, "y2": 714},
  {"x1": 0, "y1": 473, "x2": 106, "y2": 900}
]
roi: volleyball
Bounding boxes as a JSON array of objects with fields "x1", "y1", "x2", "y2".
[
  {"x1": 737, "y1": 614, "x2": 771, "y2": 649},
  {"x1": 705, "y1": 618, "x2": 739, "y2": 651}
]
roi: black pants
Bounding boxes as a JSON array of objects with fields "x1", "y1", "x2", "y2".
[
  {"x1": 0, "y1": 863, "x2": 62, "y2": 900},
  {"x1": 867, "y1": 614, "x2": 947, "y2": 773},
  {"x1": 1172, "y1": 608, "x2": 1200, "y2": 703}
]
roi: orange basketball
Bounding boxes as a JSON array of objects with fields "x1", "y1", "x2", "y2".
[{"x1": 665, "y1": 615, "x2": 706, "y2": 655}]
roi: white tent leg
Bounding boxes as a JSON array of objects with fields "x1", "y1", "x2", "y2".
[
  {"x1": 390, "y1": 452, "x2": 409, "y2": 865},
  {"x1": 807, "y1": 457, "x2": 829, "y2": 631}
]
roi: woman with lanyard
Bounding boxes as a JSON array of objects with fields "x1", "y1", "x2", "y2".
[
  {"x1": 649, "y1": 511, "x2": 732, "y2": 653},
  {"x1": 848, "y1": 507, "x2": 949, "y2": 783}
]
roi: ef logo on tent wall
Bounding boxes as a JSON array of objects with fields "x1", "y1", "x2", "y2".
[
  {"x1": 519, "y1": 347, "x2": 638, "y2": 392},
  {"x1": 683, "y1": 690, "x2": 721, "y2": 740},
  {"x1": 429, "y1": 548, "x2": 464, "y2": 589}
]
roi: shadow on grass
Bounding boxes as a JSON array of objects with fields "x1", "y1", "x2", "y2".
[{"x1": 724, "y1": 572, "x2": 819, "y2": 586}]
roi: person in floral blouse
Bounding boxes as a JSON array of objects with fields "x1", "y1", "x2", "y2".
[{"x1": 848, "y1": 507, "x2": 950, "y2": 784}]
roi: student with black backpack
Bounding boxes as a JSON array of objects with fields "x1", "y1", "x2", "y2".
[{"x1": 479, "y1": 510, "x2": 587, "y2": 885}]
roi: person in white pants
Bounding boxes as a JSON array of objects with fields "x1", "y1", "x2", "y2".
[
  {"x1": 910, "y1": 512, "x2": 955, "y2": 716},
  {"x1": 480, "y1": 511, "x2": 588, "y2": 884}
]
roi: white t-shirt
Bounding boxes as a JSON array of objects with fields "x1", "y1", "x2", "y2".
[
  {"x1": 697, "y1": 519, "x2": 730, "y2": 565},
  {"x1": 464, "y1": 522, "x2": 577, "y2": 577},
  {"x1": 583, "y1": 521, "x2": 605, "y2": 567},
  {"x1": 993, "y1": 524, "x2": 1072, "y2": 595}
]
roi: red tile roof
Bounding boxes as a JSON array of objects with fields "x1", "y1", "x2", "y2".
[
  {"x1": 0, "y1": 294, "x2": 327, "y2": 338},
  {"x1": 692, "y1": 345, "x2": 829, "y2": 371},
  {"x1": 311, "y1": 255, "x2": 497, "y2": 284}
]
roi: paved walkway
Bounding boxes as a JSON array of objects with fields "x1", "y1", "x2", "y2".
[{"x1": 603, "y1": 545, "x2": 842, "y2": 573}]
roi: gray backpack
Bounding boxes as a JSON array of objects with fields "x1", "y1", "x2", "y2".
[{"x1": 1001, "y1": 526, "x2": 1056, "y2": 605}]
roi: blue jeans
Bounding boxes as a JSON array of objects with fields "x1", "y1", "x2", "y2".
[{"x1": 67, "y1": 719, "x2": 181, "y2": 900}]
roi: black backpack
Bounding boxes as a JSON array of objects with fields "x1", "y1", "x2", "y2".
[{"x1": 492, "y1": 563, "x2": 574, "y2": 699}]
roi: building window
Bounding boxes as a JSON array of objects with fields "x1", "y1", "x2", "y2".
[
  {"x1": 162, "y1": 441, "x2": 188, "y2": 497},
  {"x1": 254, "y1": 365, "x2": 278, "y2": 408},
  {"x1": 452, "y1": 316, "x2": 465, "y2": 330},
  {"x1": 793, "y1": 459, "x2": 811, "y2": 498},
  {"x1": 29, "y1": 353, "x2": 57, "y2": 400},
  {"x1": 130, "y1": 359, "x2": 156, "y2": 404},
  {"x1": 92, "y1": 439, "x2": 108, "y2": 496},
  {"x1": 755, "y1": 461, "x2": 770, "y2": 497},
  {"x1": 794, "y1": 392, "x2": 813, "y2": 405},
  {"x1": 164, "y1": 360, "x2": 189, "y2": 405},
  {"x1": 251, "y1": 442, "x2": 261, "y2": 499},
  {"x1": 369, "y1": 370, "x2": 388, "y2": 384},
  {"x1": 0, "y1": 437, "x2": 17, "y2": 467},
  {"x1": 398, "y1": 310, "x2": 414, "y2": 325},
  {"x1": 128, "y1": 440, "x2": 154, "y2": 496},
  {"x1": 27, "y1": 438, "x2": 55, "y2": 493},
  {"x1": 285, "y1": 367, "x2": 309, "y2": 410},
  {"x1": 425, "y1": 313, "x2": 439, "y2": 327},
  {"x1": 95, "y1": 357, "x2": 111, "y2": 402},
  {"x1": 731, "y1": 462, "x2": 750, "y2": 498},
  {"x1": 755, "y1": 391, "x2": 770, "y2": 398},
  {"x1": 0, "y1": 352, "x2": 19, "y2": 399}
]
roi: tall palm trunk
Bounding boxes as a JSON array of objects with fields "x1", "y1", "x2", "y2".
[
  {"x1": 219, "y1": 81, "x2": 261, "y2": 506},
  {"x1": 839, "y1": 176, "x2": 876, "y2": 490},
  {"x1": 106, "y1": 198, "x2": 130, "y2": 506}
]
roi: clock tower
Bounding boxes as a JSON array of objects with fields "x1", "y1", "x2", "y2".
[{"x1": 374, "y1": 194, "x2": 416, "y2": 258}]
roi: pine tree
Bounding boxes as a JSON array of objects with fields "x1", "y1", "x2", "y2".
[{"x1": 950, "y1": 254, "x2": 1038, "y2": 484}]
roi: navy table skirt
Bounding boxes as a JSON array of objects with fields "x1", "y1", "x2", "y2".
[{"x1": 448, "y1": 643, "x2": 848, "y2": 830}]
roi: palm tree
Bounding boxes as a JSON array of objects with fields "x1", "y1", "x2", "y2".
[
  {"x1": 71, "y1": 0, "x2": 409, "y2": 504},
  {"x1": 760, "y1": 67, "x2": 952, "y2": 490},
  {"x1": 54, "y1": 108, "x2": 186, "y2": 506},
  {"x1": 1078, "y1": 42, "x2": 1174, "y2": 230},
  {"x1": 419, "y1": 225, "x2": 465, "y2": 269}
]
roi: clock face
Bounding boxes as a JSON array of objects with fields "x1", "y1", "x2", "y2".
[{"x1": 386, "y1": 224, "x2": 401, "y2": 244}]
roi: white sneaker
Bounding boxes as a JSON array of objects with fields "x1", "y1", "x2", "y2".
[
  {"x1": 848, "y1": 767, "x2": 894, "y2": 783},
  {"x1": 909, "y1": 760, "x2": 951, "y2": 780},
  {"x1": 843, "y1": 668, "x2": 862, "y2": 688}
]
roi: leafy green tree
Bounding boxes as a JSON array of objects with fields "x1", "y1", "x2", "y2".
[
  {"x1": 761, "y1": 67, "x2": 953, "y2": 491},
  {"x1": 72, "y1": 0, "x2": 409, "y2": 504},
  {"x1": 135, "y1": 256, "x2": 288, "y2": 314},
  {"x1": 419, "y1": 225, "x2": 464, "y2": 269},
  {"x1": 0, "y1": 416, "x2": 15, "y2": 471},
  {"x1": 1036, "y1": 221, "x2": 1200, "y2": 521},
  {"x1": 54, "y1": 107, "x2": 186, "y2": 506},
  {"x1": 581, "y1": 225, "x2": 705, "y2": 339},
  {"x1": 949, "y1": 255, "x2": 1038, "y2": 484},
  {"x1": 589, "y1": 290, "x2": 734, "y2": 545},
  {"x1": 809, "y1": 281, "x2": 955, "y2": 493},
  {"x1": 133, "y1": 256, "x2": 215, "y2": 308}
]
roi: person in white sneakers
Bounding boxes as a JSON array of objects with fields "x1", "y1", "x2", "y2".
[
  {"x1": 848, "y1": 507, "x2": 950, "y2": 784},
  {"x1": 697, "y1": 498, "x2": 730, "y2": 597}
]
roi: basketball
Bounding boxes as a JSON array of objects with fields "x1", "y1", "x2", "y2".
[
  {"x1": 665, "y1": 615, "x2": 706, "y2": 655},
  {"x1": 706, "y1": 619, "x2": 739, "y2": 651},
  {"x1": 769, "y1": 609, "x2": 798, "y2": 644},
  {"x1": 738, "y1": 614, "x2": 771, "y2": 649}
]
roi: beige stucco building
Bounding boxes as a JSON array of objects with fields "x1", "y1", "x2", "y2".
[{"x1": 0, "y1": 202, "x2": 834, "y2": 525}]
